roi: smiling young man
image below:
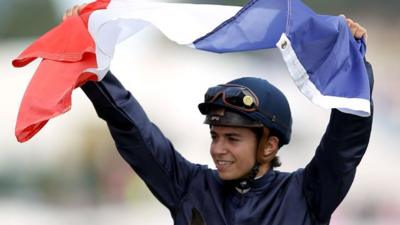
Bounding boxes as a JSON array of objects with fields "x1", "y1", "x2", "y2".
[
  {"x1": 69, "y1": 4, "x2": 374, "y2": 225},
  {"x1": 81, "y1": 63, "x2": 373, "y2": 224}
]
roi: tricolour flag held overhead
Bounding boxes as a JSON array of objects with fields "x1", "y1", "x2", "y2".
[{"x1": 12, "y1": 0, "x2": 371, "y2": 142}]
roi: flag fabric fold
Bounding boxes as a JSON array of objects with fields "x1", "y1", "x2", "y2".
[
  {"x1": 12, "y1": 16, "x2": 95, "y2": 67},
  {"x1": 12, "y1": 0, "x2": 110, "y2": 142},
  {"x1": 87, "y1": 1, "x2": 241, "y2": 79},
  {"x1": 193, "y1": 0, "x2": 287, "y2": 52},
  {"x1": 276, "y1": 0, "x2": 370, "y2": 116},
  {"x1": 12, "y1": 0, "x2": 371, "y2": 142}
]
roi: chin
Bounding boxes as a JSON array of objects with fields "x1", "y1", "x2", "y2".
[{"x1": 217, "y1": 172, "x2": 240, "y2": 181}]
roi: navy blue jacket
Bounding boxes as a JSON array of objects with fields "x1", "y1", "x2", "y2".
[{"x1": 81, "y1": 62, "x2": 373, "y2": 225}]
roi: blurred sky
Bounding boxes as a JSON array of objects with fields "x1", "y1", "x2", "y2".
[{"x1": 1, "y1": 0, "x2": 400, "y2": 225}]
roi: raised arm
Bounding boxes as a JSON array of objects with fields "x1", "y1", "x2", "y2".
[
  {"x1": 81, "y1": 71, "x2": 201, "y2": 211},
  {"x1": 302, "y1": 59, "x2": 374, "y2": 222}
]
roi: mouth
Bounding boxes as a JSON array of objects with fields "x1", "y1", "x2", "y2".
[{"x1": 215, "y1": 160, "x2": 233, "y2": 170}]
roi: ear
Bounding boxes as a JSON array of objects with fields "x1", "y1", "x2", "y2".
[{"x1": 257, "y1": 136, "x2": 279, "y2": 164}]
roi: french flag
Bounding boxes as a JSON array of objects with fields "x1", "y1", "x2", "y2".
[{"x1": 12, "y1": 0, "x2": 371, "y2": 142}]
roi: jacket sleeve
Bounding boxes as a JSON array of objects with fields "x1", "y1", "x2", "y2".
[
  {"x1": 81, "y1": 71, "x2": 201, "y2": 211},
  {"x1": 302, "y1": 60, "x2": 374, "y2": 222}
]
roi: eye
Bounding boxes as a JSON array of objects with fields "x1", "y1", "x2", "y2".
[{"x1": 228, "y1": 137, "x2": 239, "y2": 142}]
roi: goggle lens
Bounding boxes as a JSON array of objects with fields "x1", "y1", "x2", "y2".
[{"x1": 204, "y1": 84, "x2": 259, "y2": 112}]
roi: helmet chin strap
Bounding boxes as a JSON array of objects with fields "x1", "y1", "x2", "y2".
[
  {"x1": 234, "y1": 127, "x2": 270, "y2": 193},
  {"x1": 234, "y1": 163, "x2": 259, "y2": 192}
]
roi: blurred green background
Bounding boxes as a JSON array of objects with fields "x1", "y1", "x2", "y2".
[{"x1": 1, "y1": 0, "x2": 399, "y2": 224}]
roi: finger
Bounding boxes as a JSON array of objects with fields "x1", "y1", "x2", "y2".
[
  {"x1": 349, "y1": 22, "x2": 358, "y2": 36},
  {"x1": 74, "y1": 3, "x2": 88, "y2": 15},
  {"x1": 79, "y1": 3, "x2": 88, "y2": 13},
  {"x1": 363, "y1": 32, "x2": 368, "y2": 42},
  {"x1": 65, "y1": 8, "x2": 71, "y2": 17},
  {"x1": 354, "y1": 27, "x2": 367, "y2": 40},
  {"x1": 72, "y1": 5, "x2": 81, "y2": 15},
  {"x1": 347, "y1": 21, "x2": 357, "y2": 35},
  {"x1": 346, "y1": 18, "x2": 354, "y2": 26},
  {"x1": 63, "y1": 8, "x2": 73, "y2": 20}
]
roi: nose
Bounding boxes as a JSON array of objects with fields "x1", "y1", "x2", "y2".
[{"x1": 210, "y1": 138, "x2": 228, "y2": 155}]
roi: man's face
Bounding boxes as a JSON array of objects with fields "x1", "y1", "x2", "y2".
[{"x1": 210, "y1": 126, "x2": 258, "y2": 180}]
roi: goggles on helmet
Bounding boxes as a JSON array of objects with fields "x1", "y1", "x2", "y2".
[{"x1": 204, "y1": 84, "x2": 259, "y2": 112}]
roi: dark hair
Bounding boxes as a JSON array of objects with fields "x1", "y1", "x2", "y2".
[
  {"x1": 253, "y1": 128, "x2": 282, "y2": 168},
  {"x1": 271, "y1": 156, "x2": 282, "y2": 168}
]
